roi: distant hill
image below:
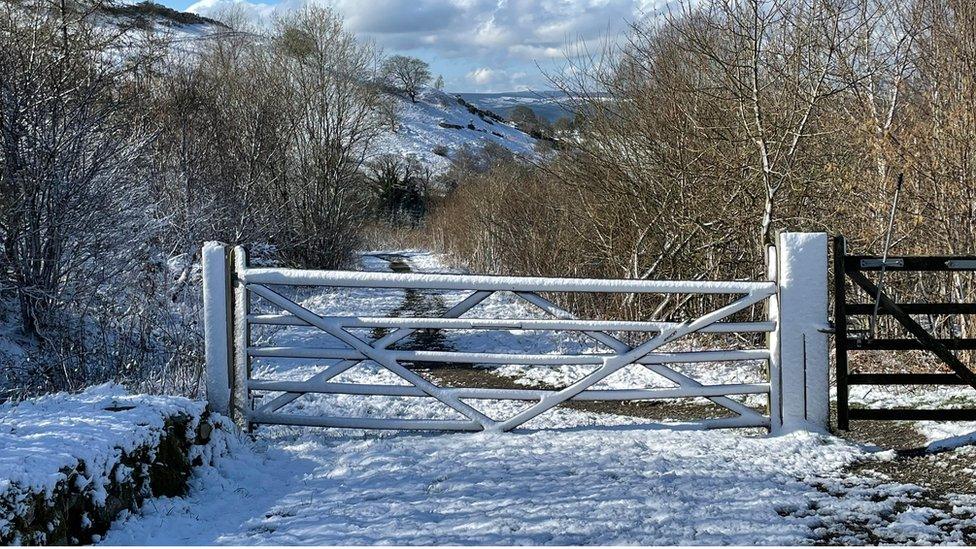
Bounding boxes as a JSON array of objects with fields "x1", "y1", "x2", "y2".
[
  {"x1": 102, "y1": 1, "x2": 228, "y2": 30},
  {"x1": 89, "y1": 4, "x2": 540, "y2": 174},
  {"x1": 457, "y1": 91, "x2": 576, "y2": 124}
]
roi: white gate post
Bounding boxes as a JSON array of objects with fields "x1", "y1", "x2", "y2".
[
  {"x1": 773, "y1": 232, "x2": 830, "y2": 433},
  {"x1": 766, "y1": 244, "x2": 783, "y2": 433},
  {"x1": 231, "y1": 246, "x2": 250, "y2": 429},
  {"x1": 202, "y1": 241, "x2": 232, "y2": 416}
]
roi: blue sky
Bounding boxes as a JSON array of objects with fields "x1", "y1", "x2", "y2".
[{"x1": 159, "y1": 0, "x2": 665, "y2": 92}]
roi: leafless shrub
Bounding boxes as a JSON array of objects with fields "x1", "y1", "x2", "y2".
[
  {"x1": 0, "y1": 2, "x2": 391, "y2": 397},
  {"x1": 429, "y1": 0, "x2": 976, "y2": 356}
]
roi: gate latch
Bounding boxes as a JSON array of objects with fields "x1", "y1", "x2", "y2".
[{"x1": 860, "y1": 258, "x2": 904, "y2": 269}]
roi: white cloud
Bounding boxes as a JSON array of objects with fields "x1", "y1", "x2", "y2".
[
  {"x1": 467, "y1": 67, "x2": 498, "y2": 86},
  {"x1": 508, "y1": 44, "x2": 564, "y2": 60},
  {"x1": 186, "y1": 0, "x2": 278, "y2": 24},
  {"x1": 185, "y1": 0, "x2": 669, "y2": 91},
  {"x1": 464, "y1": 67, "x2": 534, "y2": 92}
]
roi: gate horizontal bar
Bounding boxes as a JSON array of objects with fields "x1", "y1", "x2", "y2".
[
  {"x1": 241, "y1": 268, "x2": 775, "y2": 294},
  {"x1": 246, "y1": 380, "x2": 770, "y2": 400},
  {"x1": 849, "y1": 408, "x2": 976, "y2": 421},
  {"x1": 247, "y1": 347, "x2": 770, "y2": 364},
  {"x1": 847, "y1": 373, "x2": 969, "y2": 385},
  {"x1": 249, "y1": 411, "x2": 769, "y2": 431},
  {"x1": 248, "y1": 412, "x2": 481, "y2": 431},
  {"x1": 846, "y1": 303, "x2": 976, "y2": 315},
  {"x1": 848, "y1": 338, "x2": 976, "y2": 350},
  {"x1": 247, "y1": 314, "x2": 776, "y2": 333},
  {"x1": 846, "y1": 255, "x2": 976, "y2": 271}
]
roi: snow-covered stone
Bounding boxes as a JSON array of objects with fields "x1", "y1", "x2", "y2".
[{"x1": 0, "y1": 384, "x2": 235, "y2": 544}]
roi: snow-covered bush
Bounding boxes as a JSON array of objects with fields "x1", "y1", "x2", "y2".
[
  {"x1": 0, "y1": 0, "x2": 204, "y2": 397},
  {"x1": 0, "y1": 2, "x2": 389, "y2": 398}
]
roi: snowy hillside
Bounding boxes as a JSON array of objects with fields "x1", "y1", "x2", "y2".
[
  {"x1": 102, "y1": 1, "x2": 230, "y2": 43},
  {"x1": 372, "y1": 88, "x2": 540, "y2": 174},
  {"x1": 106, "y1": 8, "x2": 539, "y2": 175},
  {"x1": 63, "y1": 1, "x2": 237, "y2": 67}
]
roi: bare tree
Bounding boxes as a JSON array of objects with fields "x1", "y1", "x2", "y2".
[
  {"x1": 272, "y1": 6, "x2": 384, "y2": 267},
  {"x1": 380, "y1": 54, "x2": 431, "y2": 103},
  {"x1": 0, "y1": 1, "x2": 153, "y2": 337},
  {"x1": 375, "y1": 92, "x2": 402, "y2": 133},
  {"x1": 663, "y1": 0, "x2": 857, "y2": 248}
]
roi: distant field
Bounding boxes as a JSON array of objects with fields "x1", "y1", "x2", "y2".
[{"x1": 457, "y1": 91, "x2": 576, "y2": 123}]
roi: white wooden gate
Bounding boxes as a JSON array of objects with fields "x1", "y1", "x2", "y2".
[{"x1": 203, "y1": 233, "x2": 829, "y2": 434}]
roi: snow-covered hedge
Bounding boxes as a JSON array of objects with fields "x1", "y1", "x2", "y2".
[{"x1": 0, "y1": 384, "x2": 235, "y2": 545}]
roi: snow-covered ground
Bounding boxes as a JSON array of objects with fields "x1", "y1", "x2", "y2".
[
  {"x1": 0, "y1": 385, "x2": 235, "y2": 544},
  {"x1": 104, "y1": 423, "x2": 868, "y2": 545},
  {"x1": 99, "y1": 250, "x2": 976, "y2": 545}
]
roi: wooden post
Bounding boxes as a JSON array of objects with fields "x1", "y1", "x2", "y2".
[
  {"x1": 776, "y1": 232, "x2": 830, "y2": 432},
  {"x1": 833, "y1": 235, "x2": 850, "y2": 430},
  {"x1": 202, "y1": 242, "x2": 232, "y2": 416}
]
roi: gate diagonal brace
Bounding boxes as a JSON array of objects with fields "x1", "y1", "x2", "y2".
[
  {"x1": 515, "y1": 292, "x2": 766, "y2": 424},
  {"x1": 256, "y1": 359, "x2": 359, "y2": 415},
  {"x1": 848, "y1": 270, "x2": 976, "y2": 390},
  {"x1": 247, "y1": 283, "x2": 497, "y2": 429},
  {"x1": 495, "y1": 290, "x2": 772, "y2": 432},
  {"x1": 254, "y1": 289, "x2": 493, "y2": 415}
]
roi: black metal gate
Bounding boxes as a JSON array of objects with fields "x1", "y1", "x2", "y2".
[{"x1": 834, "y1": 235, "x2": 976, "y2": 429}]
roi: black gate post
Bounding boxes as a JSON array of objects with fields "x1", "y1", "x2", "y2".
[{"x1": 833, "y1": 235, "x2": 850, "y2": 430}]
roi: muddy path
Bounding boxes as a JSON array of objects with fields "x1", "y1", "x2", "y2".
[
  {"x1": 793, "y1": 391, "x2": 976, "y2": 542},
  {"x1": 370, "y1": 253, "x2": 755, "y2": 425},
  {"x1": 835, "y1": 408, "x2": 976, "y2": 506}
]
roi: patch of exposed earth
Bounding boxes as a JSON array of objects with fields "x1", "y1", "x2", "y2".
[{"x1": 817, "y1": 409, "x2": 976, "y2": 543}]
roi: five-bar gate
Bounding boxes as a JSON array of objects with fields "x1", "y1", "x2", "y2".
[{"x1": 203, "y1": 233, "x2": 830, "y2": 434}]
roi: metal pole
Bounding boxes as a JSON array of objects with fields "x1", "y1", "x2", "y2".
[{"x1": 869, "y1": 173, "x2": 903, "y2": 339}]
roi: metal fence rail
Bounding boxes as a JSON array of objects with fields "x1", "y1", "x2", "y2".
[{"x1": 202, "y1": 232, "x2": 830, "y2": 435}]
